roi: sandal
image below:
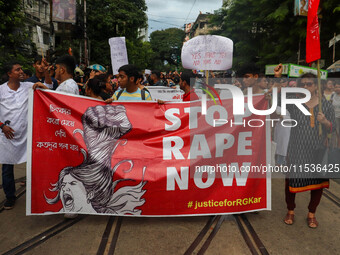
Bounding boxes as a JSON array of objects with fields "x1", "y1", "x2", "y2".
[
  {"x1": 284, "y1": 212, "x2": 294, "y2": 225},
  {"x1": 307, "y1": 217, "x2": 318, "y2": 228}
]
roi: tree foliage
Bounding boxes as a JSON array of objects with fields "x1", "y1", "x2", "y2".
[
  {"x1": 86, "y1": 0, "x2": 148, "y2": 66},
  {"x1": 209, "y1": 0, "x2": 340, "y2": 71},
  {"x1": 0, "y1": 0, "x2": 35, "y2": 73},
  {"x1": 149, "y1": 28, "x2": 185, "y2": 70},
  {"x1": 126, "y1": 40, "x2": 153, "y2": 70}
]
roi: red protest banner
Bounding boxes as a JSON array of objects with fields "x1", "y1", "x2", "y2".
[
  {"x1": 27, "y1": 90, "x2": 270, "y2": 216},
  {"x1": 306, "y1": 0, "x2": 321, "y2": 63}
]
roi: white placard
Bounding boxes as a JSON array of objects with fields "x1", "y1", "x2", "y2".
[
  {"x1": 36, "y1": 25, "x2": 43, "y2": 48},
  {"x1": 181, "y1": 35, "x2": 233, "y2": 71},
  {"x1": 108, "y1": 37, "x2": 129, "y2": 75}
]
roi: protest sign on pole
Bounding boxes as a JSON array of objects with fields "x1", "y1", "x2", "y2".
[
  {"x1": 306, "y1": 0, "x2": 322, "y2": 134},
  {"x1": 27, "y1": 90, "x2": 271, "y2": 216},
  {"x1": 181, "y1": 35, "x2": 233, "y2": 71},
  {"x1": 36, "y1": 25, "x2": 44, "y2": 58},
  {"x1": 109, "y1": 37, "x2": 129, "y2": 75}
]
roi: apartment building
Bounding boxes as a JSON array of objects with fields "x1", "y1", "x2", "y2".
[{"x1": 23, "y1": 0, "x2": 55, "y2": 56}]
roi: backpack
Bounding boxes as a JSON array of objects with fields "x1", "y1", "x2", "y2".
[{"x1": 116, "y1": 88, "x2": 148, "y2": 100}]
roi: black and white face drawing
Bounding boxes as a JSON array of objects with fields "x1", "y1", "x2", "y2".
[
  {"x1": 45, "y1": 105, "x2": 147, "y2": 215},
  {"x1": 60, "y1": 173, "x2": 96, "y2": 213}
]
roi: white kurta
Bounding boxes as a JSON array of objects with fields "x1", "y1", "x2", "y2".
[
  {"x1": 0, "y1": 81, "x2": 52, "y2": 164},
  {"x1": 0, "y1": 82, "x2": 33, "y2": 164}
]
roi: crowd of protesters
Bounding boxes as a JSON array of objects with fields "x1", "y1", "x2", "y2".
[{"x1": 1, "y1": 54, "x2": 340, "y2": 228}]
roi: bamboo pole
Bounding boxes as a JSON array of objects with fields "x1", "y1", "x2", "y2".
[
  {"x1": 205, "y1": 70, "x2": 209, "y2": 86},
  {"x1": 317, "y1": 59, "x2": 322, "y2": 136},
  {"x1": 41, "y1": 48, "x2": 45, "y2": 59}
]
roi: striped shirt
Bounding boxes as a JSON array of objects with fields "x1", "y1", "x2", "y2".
[{"x1": 112, "y1": 88, "x2": 152, "y2": 101}]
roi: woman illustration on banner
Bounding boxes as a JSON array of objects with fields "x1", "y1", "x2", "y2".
[{"x1": 45, "y1": 105, "x2": 147, "y2": 215}]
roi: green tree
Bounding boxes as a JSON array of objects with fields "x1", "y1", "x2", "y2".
[
  {"x1": 126, "y1": 40, "x2": 154, "y2": 70},
  {"x1": 86, "y1": 0, "x2": 148, "y2": 66},
  {"x1": 210, "y1": 0, "x2": 340, "y2": 71},
  {"x1": 149, "y1": 28, "x2": 185, "y2": 70},
  {"x1": 0, "y1": 0, "x2": 35, "y2": 73}
]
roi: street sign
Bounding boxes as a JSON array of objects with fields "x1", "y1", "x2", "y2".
[
  {"x1": 265, "y1": 64, "x2": 328, "y2": 79},
  {"x1": 329, "y1": 35, "x2": 340, "y2": 48},
  {"x1": 288, "y1": 64, "x2": 328, "y2": 79}
]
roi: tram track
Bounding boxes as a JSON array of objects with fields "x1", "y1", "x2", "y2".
[
  {"x1": 234, "y1": 214, "x2": 269, "y2": 255},
  {"x1": 96, "y1": 216, "x2": 123, "y2": 255},
  {"x1": 182, "y1": 213, "x2": 269, "y2": 255},
  {"x1": 0, "y1": 186, "x2": 26, "y2": 213},
  {"x1": 183, "y1": 216, "x2": 218, "y2": 255},
  {"x1": 323, "y1": 188, "x2": 340, "y2": 208},
  {"x1": 2, "y1": 216, "x2": 84, "y2": 255}
]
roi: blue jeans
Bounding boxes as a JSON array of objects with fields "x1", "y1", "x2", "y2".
[{"x1": 2, "y1": 164, "x2": 16, "y2": 200}]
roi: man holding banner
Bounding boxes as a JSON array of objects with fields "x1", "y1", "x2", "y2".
[{"x1": 0, "y1": 62, "x2": 52, "y2": 209}]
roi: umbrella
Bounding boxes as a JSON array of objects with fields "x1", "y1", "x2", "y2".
[
  {"x1": 88, "y1": 64, "x2": 106, "y2": 72},
  {"x1": 327, "y1": 60, "x2": 340, "y2": 73},
  {"x1": 74, "y1": 67, "x2": 84, "y2": 77}
]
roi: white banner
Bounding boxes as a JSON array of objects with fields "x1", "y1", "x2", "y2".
[
  {"x1": 147, "y1": 86, "x2": 204, "y2": 101},
  {"x1": 147, "y1": 86, "x2": 183, "y2": 101},
  {"x1": 181, "y1": 35, "x2": 233, "y2": 71},
  {"x1": 109, "y1": 37, "x2": 129, "y2": 75},
  {"x1": 288, "y1": 64, "x2": 328, "y2": 80}
]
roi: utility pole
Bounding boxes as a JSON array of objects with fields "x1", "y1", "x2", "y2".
[
  {"x1": 333, "y1": 33, "x2": 336, "y2": 64},
  {"x1": 297, "y1": 40, "x2": 301, "y2": 64},
  {"x1": 49, "y1": 0, "x2": 54, "y2": 62},
  {"x1": 84, "y1": 0, "x2": 88, "y2": 66}
]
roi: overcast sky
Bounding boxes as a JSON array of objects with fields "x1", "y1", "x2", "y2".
[{"x1": 145, "y1": 0, "x2": 223, "y2": 38}]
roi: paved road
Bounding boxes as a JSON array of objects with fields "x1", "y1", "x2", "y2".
[{"x1": 1, "y1": 164, "x2": 340, "y2": 255}]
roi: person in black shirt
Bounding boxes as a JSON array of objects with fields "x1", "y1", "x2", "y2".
[{"x1": 25, "y1": 56, "x2": 59, "y2": 90}]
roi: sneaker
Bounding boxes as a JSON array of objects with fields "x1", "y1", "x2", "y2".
[
  {"x1": 4, "y1": 199, "x2": 16, "y2": 210},
  {"x1": 64, "y1": 213, "x2": 78, "y2": 219}
]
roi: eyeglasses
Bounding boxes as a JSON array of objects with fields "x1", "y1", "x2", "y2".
[{"x1": 301, "y1": 82, "x2": 314, "y2": 87}]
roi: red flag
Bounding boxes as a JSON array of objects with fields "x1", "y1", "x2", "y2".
[{"x1": 306, "y1": 0, "x2": 321, "y2": 63}]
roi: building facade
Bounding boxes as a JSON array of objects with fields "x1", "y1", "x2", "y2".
[
  {"x1": 184, "y1": 12, "x2": 220, "y2": 40},
  {"x1": 23, "y1": 0, "x2": 55, "y2": 56}
]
